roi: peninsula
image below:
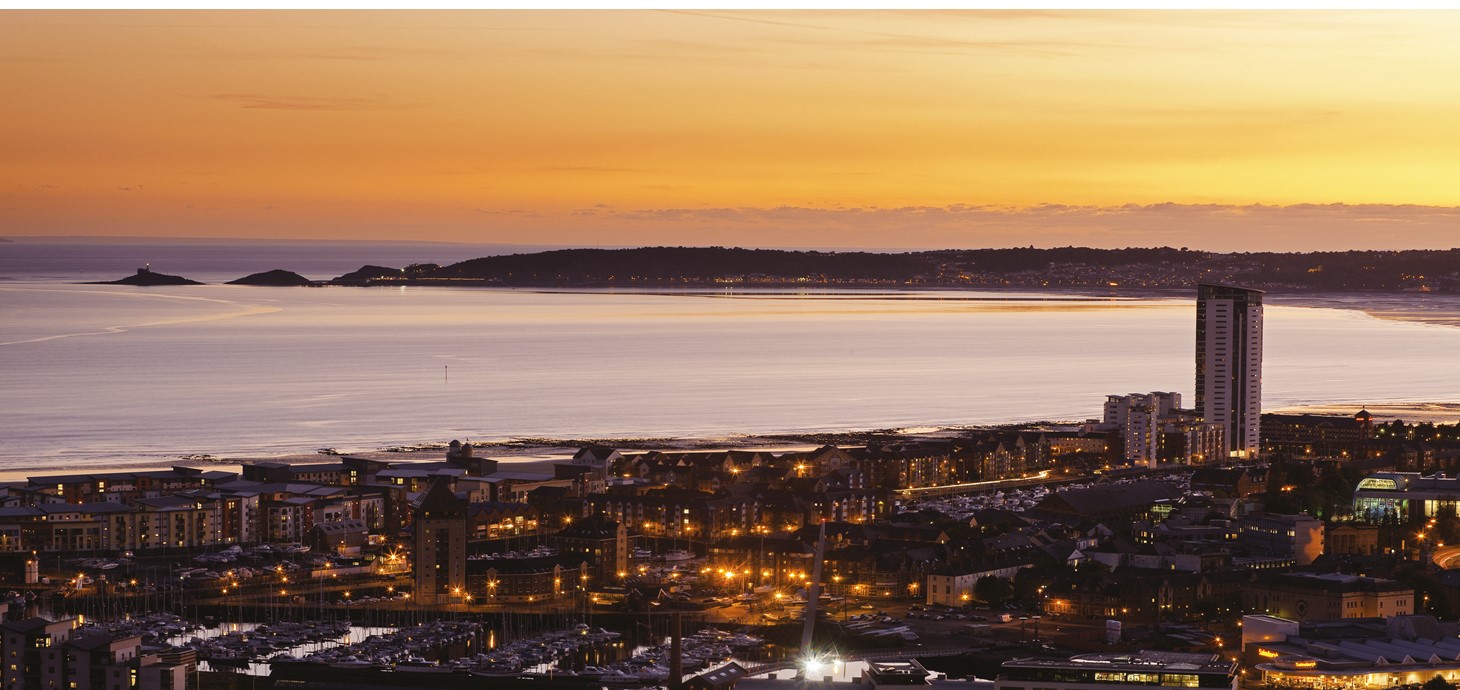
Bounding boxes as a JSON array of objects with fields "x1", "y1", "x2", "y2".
[{"x1": 325, "y1": 246, "x2": 1460, "y2": 293}]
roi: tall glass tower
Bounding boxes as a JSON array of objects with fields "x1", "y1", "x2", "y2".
[{"x1": 1196, "y1": 283, "x2": 1264, "y2": 459}]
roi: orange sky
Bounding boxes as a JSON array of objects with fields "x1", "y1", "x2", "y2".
[{"x1": 6, "y1": 10, "x2": 1460, "y2": 251}]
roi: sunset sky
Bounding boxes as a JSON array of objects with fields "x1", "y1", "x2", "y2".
[{"x1": 6, "y1": 10, "x2": 1460, "y2": 251}]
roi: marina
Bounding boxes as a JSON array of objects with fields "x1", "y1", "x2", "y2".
[{"x1": 68, "y1": 610, "x2": 774, "y2": 685}]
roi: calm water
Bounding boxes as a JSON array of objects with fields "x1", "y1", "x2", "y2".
[{"x1": 4, "y1": 273, "x2": 1460, "y2": 471}]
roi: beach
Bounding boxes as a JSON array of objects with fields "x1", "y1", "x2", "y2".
[{"x1": 1268, "y1": 292, "x2": 1460, "y2": 329}]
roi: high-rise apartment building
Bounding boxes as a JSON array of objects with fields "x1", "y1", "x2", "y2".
[
  {"x1": 1196, "y1": 284, "x2": 1264, "y2": 459},
  {"x1": 1092, "y1": 392, "x2": 1224, "y2": 467},
  {"x1": 1103, "y1": 392, "x2": 1181, "y2": 468}
]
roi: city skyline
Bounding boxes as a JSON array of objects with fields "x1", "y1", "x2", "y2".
[{"x1": 7, "y1": 10, "x2": 1460, "y2": 251}]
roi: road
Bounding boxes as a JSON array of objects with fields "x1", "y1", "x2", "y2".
[{"x1": 1431, "y1": 545, "x2": 1460, "y2": 569}]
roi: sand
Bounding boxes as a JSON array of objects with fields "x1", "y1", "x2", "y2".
[{"x1": 1268, "y1": 292, "x2": 1460, "y2": 329}]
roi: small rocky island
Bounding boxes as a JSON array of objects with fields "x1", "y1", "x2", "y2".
[
  {"x1": 94, "y1": 266, "x2": 202, "y2": 286},
  {"x1": 227, "y1": 269, "x2": 314, "y2": 286}
]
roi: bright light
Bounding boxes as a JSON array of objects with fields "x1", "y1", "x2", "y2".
[{"x1": 803, "y1": 657, "x2": 824, "y2": 676}]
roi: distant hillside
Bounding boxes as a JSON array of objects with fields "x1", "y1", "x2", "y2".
[
  {"x1": 333, "y1": 265, "x2": 410, "y2": 284},
  {"x1": 325, "y1": 246, "x2": 1460, "y2": 293}
]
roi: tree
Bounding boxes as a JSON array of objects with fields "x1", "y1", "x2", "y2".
[
  {"x1": 1423, "y1": 675, "x2": 1452, "y2": 690},
  {"x1": 974, "y1": 575, "x2": 1013, "y2": 606},
  {"x1": 1012, "y1": 566, "x2": 1050, "y2": 601}
]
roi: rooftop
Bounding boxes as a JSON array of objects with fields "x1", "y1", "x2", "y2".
[
  {"x1": 1260, "y1": 572, "x2": 1412, "y2": 594},
  {"x1": 1003, "y1": 651, "x2": 1235, "y2": 675}
]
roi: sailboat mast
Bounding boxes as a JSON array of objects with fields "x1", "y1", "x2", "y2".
[{"x1": 800, "y1": 522, "x2": 827, "y2": 653}]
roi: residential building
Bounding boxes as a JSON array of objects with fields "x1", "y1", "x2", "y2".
[
  {"x1": 1238, "y1": 513, "x2": 1324, "y2": 565},
  {"x1": 412, "y1": 479, "x2": 467, "y2": 605},
  {"x1": 926, "y1": 562, "x2": 1035, "y2": 607},
  {"x1": 1159, "y1": 411, "x2": 1227, "y2": 466},
  {"x1": 41, "y1": 632, "x2": 144, "y2": 690},
  {"x1": 138, "y1": 648, "x2": 196, "y2": 690},
  {"x1": 1102, "y1": 392, "x2": 1180, "y2": 468},
  {"x1": 1190, "y1": 467, "x2": 1263, "y2": 499},
  {"x1": 2, "y1": 616, "x2": 78, "y2": 690},
  {"x1": 551, "y1": 515, "x2": 628, "y2": 583},
  {"x1": 1042, "y1": 571, "x2": 1217, "y2": 622},
  {"x1": 1262, "y1": 411, "x2": 1374, "y2": 457},
  {"x1": 1195, "y1": 283, "x2": 1264, "y2": 459},
  {"x1": 470, "y1": 556, "x2": 589, "y2": 604}
]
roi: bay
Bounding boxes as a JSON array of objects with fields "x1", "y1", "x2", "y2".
[{"x1": 3, "y1": 280, "x2": 1460, "y2": 471}]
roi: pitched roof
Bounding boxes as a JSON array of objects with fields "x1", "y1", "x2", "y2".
[
  {"x1": 2, "y1": 617, "x2": 67, "y2": 634},
  {"x1": 315, "y1": 519, "x2": 368, "y2": 534},
  {"x1": 689, "y1": 662, "x2": 747, "y2": 690},
  {"x1": 1037, "y1": 481, "x2": 1183, "y2": 516},
  {"x1": 415, "y1": 478, "x2": 466, "y2": 516},
  {"x1": 36, "y1": 502, "x2": 135, "y2": 515},
  {"x1": 574, "y1": 445, "x2": 619, "y2": 461},
  {"x1": 556, "y1": 515, "x2": 621, "y2": 540},
  {"x1": 469, "y1": 554, "x2": 589, "y2": 575}
]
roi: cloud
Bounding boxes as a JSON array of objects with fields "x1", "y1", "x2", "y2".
[
  {"x1": 202, "y1": 45, "x2": 468, "y2": 62},
  {"x1": 659, "y1": 9, "x2": 1118, "y2": 58},
  {"x1": 208, "y1": 93, "x2": 403, "y2": 111},
  {"x1": 473, "y1": 208, "x2": 541, "y2": 218},
  {"x1": 533, "y1": 166, "x2": 650, "y2": 174}
]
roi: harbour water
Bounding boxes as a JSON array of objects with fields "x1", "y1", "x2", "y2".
[{"x1": 3, "y1": 243, "x2": 1460, "y2": 471}]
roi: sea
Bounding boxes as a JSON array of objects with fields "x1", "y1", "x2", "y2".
[{"x1": 3, "y1": 239, "x2": 1460, "y2": 473}]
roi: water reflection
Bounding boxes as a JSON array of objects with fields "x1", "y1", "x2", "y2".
[{"x1": 3, "y1": 286, "x2": 1459, "y2": 467}]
